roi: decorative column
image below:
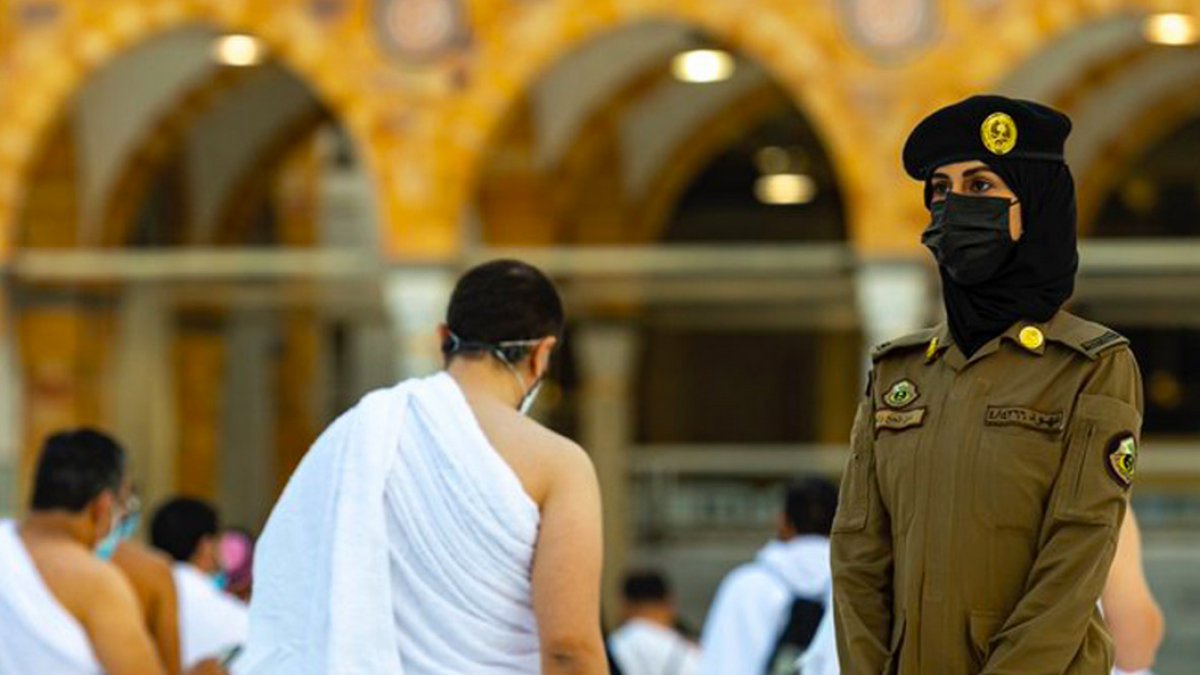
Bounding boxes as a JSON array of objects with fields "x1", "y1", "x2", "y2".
[
  {"x1": 855, "y1": 259, "x2": 933, "y2": 356},
  {"x1": 0, "y1": 281, "x2": 19, "y2": 516},
  {"x1": 574, "y1": 322, "x2": 640, "y2": 628},
  {"x1": 111, "y1": 284, "x2": 177, "y2": 512},
  {"x1": 384, "y1": 266, "x2": 455, "y2": 381}
]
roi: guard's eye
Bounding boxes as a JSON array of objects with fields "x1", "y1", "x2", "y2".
[
  {"x1": 929, "y1": 182, "x2": 950, "y2": 200},
  {"x1": 968, "y1": 178, "x2": 995, "y2": 194}
]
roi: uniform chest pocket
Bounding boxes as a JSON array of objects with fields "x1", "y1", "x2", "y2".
[
  {"x1": 875, "y1": 426, "x2": 922, "y2": 535},
  {"x1": 973, "y1": 426, "x2": 1063, "y2": 531}
]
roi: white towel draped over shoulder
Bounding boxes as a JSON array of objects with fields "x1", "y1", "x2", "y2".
[
  {"x1": 0, "y1": 520, "x2": 102, "y2": 675},
  {"x1": 238, "y1": 373, "x2": 542, "y2": 675}
]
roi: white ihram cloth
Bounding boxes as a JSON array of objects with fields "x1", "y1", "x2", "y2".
[
  {"x1": 0, "y1": 519, "x2": 102, "y2": 675},
  {"x1": 173, "y1": 562, "x2": 249, "y2": 668},
  {"x1": 237, "y1": 373, "x2": 542, "y2": 675},
  {"x1": 699, "y1": 536, "x2": 838, "y2": 675},
  {"x1": 608, "y1": 619, "x2": 700, "y2": 675}
]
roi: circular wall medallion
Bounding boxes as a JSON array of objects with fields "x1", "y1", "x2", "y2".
[
  {"x1": 374, "y1": 0, "x2": 468, "y2": 63},
  {"x1": 838, "y1": 0, "x2": 937, "y2": 63}
]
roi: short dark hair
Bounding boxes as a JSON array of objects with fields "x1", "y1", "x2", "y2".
[
  {"x1": 443, "y1": 260, "x2": 564, "y2": 361},
  {"x1": 622, "y1": 570, "x2": 671, "y2": 603},
  {"x1": 151, "y1": 497, "x2": 219, "y2": 562},
  {"x1": 785, "y1": 478, "x2": 839, "y2": 536},
  {"x1": 30, "y1": 429, "x2": 126, "y2": 513}
]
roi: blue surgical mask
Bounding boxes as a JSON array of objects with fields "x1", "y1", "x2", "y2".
[
  {"x1": 212, "y1": 570, "x2": 229, "y2": 591},
  {"x1": 96, "y1": 506, "x2": 141, "y2": 561}
]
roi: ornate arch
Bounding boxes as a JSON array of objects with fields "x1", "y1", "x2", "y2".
[
  {"x1": 432, "y1": 0, "x2": 875, "y2": 249},
  {"x1": 0, "y1": 0, "x2": 399, "y2": 258}
]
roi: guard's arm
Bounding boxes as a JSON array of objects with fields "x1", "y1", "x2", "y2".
[
  {"x1": 831, "y1": 385, "x2": 895, "y2": 674},
  {"x1": 982, "y1": 348, "x2": 1143, "y2": 674}
]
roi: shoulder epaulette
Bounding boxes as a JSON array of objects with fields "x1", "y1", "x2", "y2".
[
  {"x1": 871, "y1": 327, "x2": 939, "y2": 362},
  {"x1": 1047, "y1": 312, "x2": 1129, "y2": 360}
]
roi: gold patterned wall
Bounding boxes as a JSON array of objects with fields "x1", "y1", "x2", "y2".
[{"x1": 0, "y1": 0, "x2": 1189, "y2": 261}]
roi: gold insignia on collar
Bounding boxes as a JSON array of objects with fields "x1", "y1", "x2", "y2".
[
  {"x1": 925, "y1": 337, "x2": 939, "y2": 363},
  {"x1": 883, "y1": 379, "x2": 919, "y2": 409},
  {"x1": 1018, "y1": 326, "x2": 1044, "y2": 352},
  {"x1": 981, "y1": 112, "x2": 1017, "y2": 156},
  {"x1": 1107, "y1": 434, "x2": 1137, "y2": 487}
]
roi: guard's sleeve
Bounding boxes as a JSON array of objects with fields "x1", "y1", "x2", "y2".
[
  {"x1": 982, "y1": 347, "x2": 1143, "y2": 674},
  {"x1": 831, "y1": 382, "x2": 895, "y2": 674}
]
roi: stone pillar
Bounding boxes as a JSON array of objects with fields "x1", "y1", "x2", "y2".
[
  {"x1": 574, "y1": 322, "x2": 640, "y2": 628},
  {"x1": 855, "y1": 259, "x2": 933, "y2": 355},
  {"x1": 0, "y1": 281, "x2": 19, "y2": 516},
  {"x1": 111, "y1": 284, "x2": 177, "y2": 512},
  {"x1": 383, "y1": 267, "x2": 455, "y2": 381},
  {"x1": 221, "y1": 311, "x2": 276, "y2": 529}
]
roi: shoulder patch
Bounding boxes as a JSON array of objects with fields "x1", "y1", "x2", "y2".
[
  {"x1": 1080, "y1": 330, "x2": 1127, "y2": 357},
  {"x1": 1046, "y1": 313, "x2": 1128, "y2": 360},
  {"x1": 871, "y1": 328, "x2": 939, "y2": 362}
]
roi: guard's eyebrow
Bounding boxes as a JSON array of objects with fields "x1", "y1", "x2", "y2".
[{"x1": 930, "y1": 166, "x2": 997, "y2": 182}]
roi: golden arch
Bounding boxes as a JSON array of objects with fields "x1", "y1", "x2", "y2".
[
  {"x1": 431, "y1": 0, "x2": 875, "y2": 250},
  {"x1": 0, "y1": 0, "x2": 399, "y2": 258}
]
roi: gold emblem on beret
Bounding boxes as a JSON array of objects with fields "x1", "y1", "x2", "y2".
[
  {"x1": 1018, "y1": 326, "x2": 1044, "y2": 352},
  {"x1": 883, "y1": 379, "x2": 919, "y2": 409},
  {"x1": 1107, "y1": 434, "x2": 1137, "y2": 487},
  {"x1": 981, "y1": 112, "x2": 1018, "y2": 155}
]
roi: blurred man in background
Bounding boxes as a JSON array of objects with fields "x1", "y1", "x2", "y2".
[
  {"x1": 152, "y1": 497, "x2": 248, "y2": 670},
  {"x1": 0, "y1": 429, "x2": 222, "y2": 675},
  {"x1": 113, "y1": 533, "x2": 183, "y2": 673},
  {"x1": 106, "y1": 486, "x2": 183, "y2": 673},
  {"x1": 608, "y1": 570, "x2": 700, "y2": 675},
  {"x1": 700, "y1": 478, "x2": 839, "y2": 675},
  {"x1": 217, "y1": 528, "x2": 256, "y2": 603},
  {"x1": 1106, "y1": 510, "x2": 1165, "y2": 675}
]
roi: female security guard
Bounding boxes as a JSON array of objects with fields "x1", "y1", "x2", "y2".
[{"x1": 831, "y1": 95, "x2": 1143, "y2": 675}]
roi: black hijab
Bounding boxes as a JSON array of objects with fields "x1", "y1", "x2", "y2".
[{"x1": 934, "y1": 159, "x2": 1079, "y2": 357}]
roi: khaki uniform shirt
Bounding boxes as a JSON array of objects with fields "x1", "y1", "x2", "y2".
[{"x1": 831, "y1": 311, "x2": 1143, "y2": 675}]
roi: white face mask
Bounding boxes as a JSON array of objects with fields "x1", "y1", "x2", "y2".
[
  {"x1": 447, "y1": 332, "x2": 550, "y2": 416},
  {"x1": 518, "y1": 377, "x2": 543, "y2": 416},
  {"x1": 502, "y1": 361, "x2": 544, "y2": 417}
]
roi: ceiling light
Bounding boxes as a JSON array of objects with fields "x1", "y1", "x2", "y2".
[
  {"x1": 213, "y1": 34, "x2": 265, "y2": 66},
  {"x1": 755, "y1": 173, "x2": 817, "y2": 205},
  {"x1": 671, "y1": 49, "x2": 735, "y2": 83},
  {"x1": 1143, "y1": 13, "x2": 1198, "y2": 46}
]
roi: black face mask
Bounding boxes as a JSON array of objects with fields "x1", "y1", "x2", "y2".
[{"x1": 922, "y1": 193, "x2": 1016, "y2": 286}]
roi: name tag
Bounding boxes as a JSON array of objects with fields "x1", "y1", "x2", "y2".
[
  {"x1": 875, "y1": 408, "x2": 926, "y2": 431},
  {"x1": 985, "y1": 406, "x2": 1064, "y2": 433}
]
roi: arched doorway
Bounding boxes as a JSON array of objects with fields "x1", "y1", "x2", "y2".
[
  {"x1": 3, "y1": 26, "x2": 389, "y2": 530},
  {"x1": 471, "y1": 21, "x2": 860, "y2": 625}
]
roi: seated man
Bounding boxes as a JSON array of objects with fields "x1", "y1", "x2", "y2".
[
  {"x1": 608, "y1": 570, "x2": 700, "y2": 675},
  {"x1": 0, "y1": 428, "x2": 221, "y2": 675},
  {"x1": 152, "y1": 497, "x2": 249, "y2": 670}
]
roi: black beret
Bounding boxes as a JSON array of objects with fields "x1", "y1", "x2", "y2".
[{"x1": 902, "y1": 95, "x2": 1072, "y2": 180}]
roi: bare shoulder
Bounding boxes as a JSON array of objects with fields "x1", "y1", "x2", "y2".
[
  {"x1": 28, "y1": 540, "x2": 136, "y2": 623},
  {"x1": 112, "y1": 541, "x2": 176, "y2": 599},
  {"x1": 113, "y1": 540, "x2": 174, "y2": 578}
]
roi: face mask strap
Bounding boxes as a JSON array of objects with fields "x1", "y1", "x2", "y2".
[{"x1": 446, "y1": 332, "x2": 551, "y2": 414}]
